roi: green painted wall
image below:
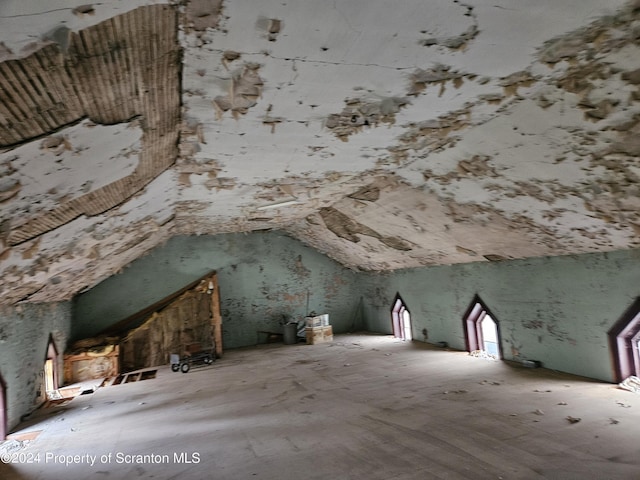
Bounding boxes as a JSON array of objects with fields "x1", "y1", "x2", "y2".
[
  {"x1": 362, "y1": 249, "x2": 640, "y2": 382},
  {"x1": 72, "y1": 231, "x2": 640, "y2": 382},
  {"x1": 72, "y1": 232, "x2": 363, "y2": 348},
  {"x1": 0, "y1": 302, "x2": 71, "y2": 432}
]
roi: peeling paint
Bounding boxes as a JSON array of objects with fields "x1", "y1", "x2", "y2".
[
  {"x1": 213, "y1": 63, "x2": 264, "y2": 120},
  {"x1": 319, "y1": 207, "x2": 411, "y2": 251},
  {"x1": 501, "y1": 71, "x2": 536, "y2": 97},
  {"x1": 456, "y1": 155, "x2": 496, "y2": 177},
  {"x1": 408, "y1": 65, "x2": 465, "y2": 96},
  {"x1": 419, "y1": 2, "x2": 478, "y2": 51},
  {"x1": 186, "y1": 0, "x2": 224, "y2": 31},
  {"x1": 349, "y1": 185, "x2": 380, "y2": 202},
  {"x1": 2, "y1": 0, "x2": 640, "y2": 304},
  {"x1": 325, "y1": 96, "x2": 409, "y2": 141}
]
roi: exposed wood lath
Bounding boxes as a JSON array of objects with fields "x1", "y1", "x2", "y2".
[
  {"x1": 0, "y1": 43, "x2": 83, "y2": 144},
  {"x1": 1, "y1": 4, "x2": 181, "y2": 246},
  {"x1": 98, "y1": 270, "x2": 217, "y2": 337},
  {"x1": 1, "y1": 0, "x2": 640, "y2": 306}
]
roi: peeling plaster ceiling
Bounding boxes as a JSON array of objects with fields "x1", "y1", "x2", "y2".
[{"x1": 1, "y1": 0, "x2": 640, "y2": 304}]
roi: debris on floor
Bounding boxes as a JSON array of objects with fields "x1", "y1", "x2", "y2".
[
  {"x1": 619, "y1": 375, "x2": 640, "y2": 393},
  {"x1": 443, "y1": 389, "x2": 468, "y2": 394},
  {"x1": 609, "y1": 418, "x2": 620, "y2": 424},
  {"x1": 566, "y1": 416, "x2": 581, "y2": 424},
  {"x1": 533, "y1": 409, "x2": 545, "y2": 415},
  {"x1": 0, "y1": 439, "x2": 30, "y2": 456},
  {"x1": 479, "y1": 379, "x2": 501, "y2": 385},
  {"x1": 521, "y1": 359, "x2": 542, "y2": 368},
  {"x1": 469, "y1": 349, "x2": 498, "y2": 360},
  {"x1": 557, "y1": 401, "x2": 568, "y2": 405},
  {"x1": 616, "y1": 400, "x2": 632, "y2": 408}
]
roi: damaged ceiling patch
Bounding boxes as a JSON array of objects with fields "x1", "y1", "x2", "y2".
[
  {"x1": 319, "y1": 207, "x2": 412, "y2": 251},
  {"x1": 325, "y1": 95, "x2": 410, "y2": 141},
  {"x1": 185, "y1": 0, "x2": 224, "y2": 31},
  {"x1": 213, "y1": 63, "x2": 264, "y2": 120},
  {"x1": 419, "y1": 2, "x2": 478, "y2": 51}
]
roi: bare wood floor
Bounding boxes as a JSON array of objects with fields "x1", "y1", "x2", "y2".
[{"x1": 2, "y1": 333, "x2": 640, "y2": 480}]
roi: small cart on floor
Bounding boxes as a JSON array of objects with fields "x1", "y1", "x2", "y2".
[{"x1": 170, "y1": 343, "x2": 216, "y2": 373}]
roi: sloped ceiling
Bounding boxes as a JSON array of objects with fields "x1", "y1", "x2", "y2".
[{"x1": 1, "y1": 0, "x2": 639, "y2": 304}]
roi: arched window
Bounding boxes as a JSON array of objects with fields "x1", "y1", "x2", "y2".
[
  {"x1": 0, "y1": 372, "x2": 6, "y2": 441},
  {"x1": 391, "y1": 294, "x2": 412, "y2": 341},
  {"x1": 462, "y1": 295, "x2": 502, "y2": 359},
  {"x1": 44, "y1": 335, "x2": 59, "y2": 396},
  {"x1": 608, "y1": 297, "x2": 640, "y2": 383}
]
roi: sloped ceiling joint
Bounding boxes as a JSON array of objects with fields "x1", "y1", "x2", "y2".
[{"x1": 1, "y1": 4, "x2": 181, "y2": 247}]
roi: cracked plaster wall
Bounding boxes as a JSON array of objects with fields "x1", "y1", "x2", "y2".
[
  {"x1": 0, "y1": 302, "x2": 71, "y2": 432},
  {"x1": 72, "y1": 232, "x2": 362, "y2": 347},
  {"x1": 361, "y1": 248, "x2": 640, "y2": 382}
]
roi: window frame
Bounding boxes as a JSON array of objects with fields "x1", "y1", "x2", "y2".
[
  {"x1": 0, "y1": 372, "x2": 6, "y2": 441},
  {"x1": 462, "y1": 295, "x2": 503, "y2": 359},
  {"x1": 391, "y1": 293, "x2": 412, "y2": 341},
  {"x1": 608, "y1": 297, "x2": 640, "y2": 383}
]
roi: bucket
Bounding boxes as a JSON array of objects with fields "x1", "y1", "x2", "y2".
[{"x1": 283, "y1": 322, "x2": 298, "y2": 345}]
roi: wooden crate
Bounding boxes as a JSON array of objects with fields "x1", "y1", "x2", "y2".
[
  {"x1": 323, "y1": 325, "x2": 333, "y2": 342},
  {"x1": 305, "y1": 326, "x2": 324, "y2": 345},
  {"x1": 306, "y1": 326, "x2": 333, "y2": 344}
]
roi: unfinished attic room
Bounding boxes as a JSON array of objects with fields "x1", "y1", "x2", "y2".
[{"x1": 2, "y1": 0, "x2": 640, "y2": 479}]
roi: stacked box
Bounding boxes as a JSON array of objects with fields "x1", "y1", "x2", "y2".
[
  {"x1": 305, "y1": 314, "x2": 332, "y2": 344},
  {"x1": 305, "y1": 316, "x2": 322, "y2": 328},
  {"x1": 305, "y1": 314, "x2": 330, "y2": 328},
  {"x1": 305, "y1": 325, "x2": 334, "y2": 344},
  {"x1": 323, "y1": 325, "x2": 333, "y2": 341},
  {"x1": 305, "y1": 327, "x2": 324, "y2": 344}
]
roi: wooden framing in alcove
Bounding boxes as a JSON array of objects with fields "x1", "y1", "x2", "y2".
[
  {"x1": 116, "y1": 270, "x2": 224, "y2": 371},
  {"x1": 65, "y1": 271, "x2": 223, "y2": 382}
]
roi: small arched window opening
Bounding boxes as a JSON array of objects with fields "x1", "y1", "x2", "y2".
[
  {"x1": 463, "y1": 295, "x2": 502, "y2": 359},
  {"x1": 0, "y1": 372, "x2": 6, "y2": 441},
  {"x1": 43, "y1": 335, "x2": 59, "y2": 397},
  {"x1": 391, "y1": 294, "x2": 412, "y2": 341},
  {"x1": 608, "y1": 297, "x2": 640, "y2": 383}
]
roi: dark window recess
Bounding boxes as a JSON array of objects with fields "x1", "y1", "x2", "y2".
[
  {"x1": 608, "y1": 297, "x2": 640, "y2": 383},
  {"x1": 463, "y1": 295, "x2": 502, "y2": 359},
  {"x1": 0, "y1": 372, "x2": 7, "y2": 441}
]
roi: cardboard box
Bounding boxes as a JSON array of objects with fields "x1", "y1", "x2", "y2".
[
  {"x1": 305, "y1": 326, "x2": 324, "y2": 344},
  {"x1": 305, "y1": 314, "x2": 330, "y2": 328},
  {"x1": 305, "y1": 325, "x2": 333, "y2": 344},
  {"x1": 305, "y1": 316, "x2": 322, "y2": 328},
  {"x1": 323, "y1": 325, "x2": 333, "y2": 341}
]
